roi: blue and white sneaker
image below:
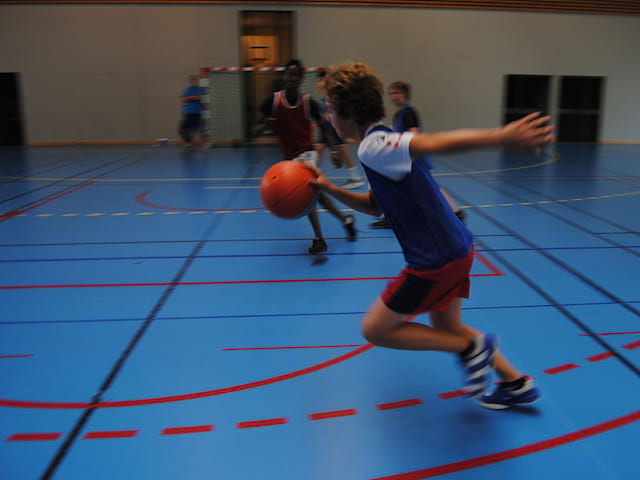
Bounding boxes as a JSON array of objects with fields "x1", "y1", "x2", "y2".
[
  {"x1": 459, "y1": 334, "x2": 496, "y2": 398},
  {"x1": 478, "y1": 376, "x2": 540, "y2": 409}
]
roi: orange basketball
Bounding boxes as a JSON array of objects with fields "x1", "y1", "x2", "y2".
[{"x1": 260, "y1": 161, "x2": 319, "y2": 219}]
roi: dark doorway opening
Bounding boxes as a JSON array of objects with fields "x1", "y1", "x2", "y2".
[
  {"x1": 240, "y1": 11, "x2": 294, "y2": 141},
  {"x1": 0, "y1": 73, "x2": 25, "y2": 146},
  {"x1": 557, "y1": 76, "x2": 603, "y2": 142},
  {"x1": 503, "y1": 74, "x2": 551, "y2": 125}
]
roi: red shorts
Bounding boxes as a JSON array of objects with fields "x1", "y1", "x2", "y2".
[{"x1": 381, "y1": 249, "x2": 474, "y2": 314}]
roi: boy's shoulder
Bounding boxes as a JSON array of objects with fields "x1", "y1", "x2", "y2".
[{"x1": 358, "y1": 128, "x2": 414, "y2": 180}]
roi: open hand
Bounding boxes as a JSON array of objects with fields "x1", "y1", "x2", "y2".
[
  {"x1": 300, "y1": 161, "x2": 332, "y2": 191},
  {"x1": 500, "y1": 112, "x2": 555, "y2": 155}
]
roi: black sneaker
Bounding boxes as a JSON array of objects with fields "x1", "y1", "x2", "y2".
[
  {"x1": 370, "y1": 218, "x2": 391, "y2": 229},
  {"x1": 308, "y1": 238, "x2": 328, "y2": 254},
  {"x1": 343, "y1": 215, "x2": 357, "y2": 241},
  {"x1": 455, "y1": 210, "x2": 467, "y2": 223}
]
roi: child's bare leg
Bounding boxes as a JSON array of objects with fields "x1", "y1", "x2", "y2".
[
  {"x1": 314, "y1": 143, "x2": 327, "y2": 169},
  {"x1": 307, "y1": 209, "x2": 324, "y2": 238},
  {"x1": 306, "y1": 209, "x2": 328, "y2": 254},
  {"x1": 361, "y1": 298, "x2": 471, "y2": 352},
  {"x1": 317, "y1": 192, "x2": 357, "y2": 241},
  {"x1": 317, "y1": 192, "x2": 347, "y2": 222},
  {"x1": 429, "y1": 298, "x2": 521, "y2": 382},
  {"x1": 339, "y1": 144, "x2": 354, "y2": 168}
]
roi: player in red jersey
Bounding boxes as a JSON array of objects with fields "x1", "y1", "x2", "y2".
[{"x1": 255, "y1": 59, "x2": 356, "y2": 254}]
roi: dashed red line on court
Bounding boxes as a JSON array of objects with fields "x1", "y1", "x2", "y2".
[
  {"x1": 587, "y1": 352, "x2": 615, "y2": 362},
  {"x1": 83, "y1": 430, "x2": 139, "y2": 440},
  {"x1": 161, "y1": 425, "x2": 214, "y2": 435},
  {"x1": 309, "y1": 409, "x2": 358, "y2": 420},
  {"x1": 543, "y1": 364, "x2": 580, "y2": 374},
  {"x1": 437, "y1": 390, "x2": 468, "y2": 400},
  {"x1": 377, "y1": 399, "x2": 423, "y2": 410},
  {"x1": 623, "y1": 340, "x2": 640, "y2": 349},
  {"x1": 4, "y1": 343, "x2": 634, "y2": 442},
  {"x1": 237, "y1": 418, "x2": 288, "y2": 429},
  {"x1": 7, "y1": 433, "x2": 63, "y2": 442}
]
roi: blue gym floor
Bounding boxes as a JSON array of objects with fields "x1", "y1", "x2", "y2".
[{"x1": 0, "y1": 143, "x2": 638, "y2": 480}]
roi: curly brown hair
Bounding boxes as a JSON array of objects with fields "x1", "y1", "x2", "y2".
[{"x1": 321, "y1": 62, "x2": 385, "y2": 126}]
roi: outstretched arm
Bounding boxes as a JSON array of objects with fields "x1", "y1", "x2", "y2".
[
  {"x1": 409, "y1": 112, "x2": 554, "y2": 157},
  {"x1": 304, "y1": 162, "x2": 381, "y2": 216}
]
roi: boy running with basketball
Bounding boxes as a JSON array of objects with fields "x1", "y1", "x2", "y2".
[
  {"x1": 307, "y1": 62, "x2": 553, "y2": 408},
  {"x1": 255, "y1": 59, "x2": 356, "y2": 254}
]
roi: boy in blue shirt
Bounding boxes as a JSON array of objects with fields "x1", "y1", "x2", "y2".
[
  {"x1": 307, "y1": 61, "x2": 554, "y2": 409},
  {"x1": 179, "y1": 74, "x2": 208, "y2": 152},
  {"x1": 371, "y1": 80, "x2": 465, "y2": 228}
]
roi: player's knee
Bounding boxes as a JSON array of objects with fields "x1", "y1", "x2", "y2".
[{"x1": 361, "y1": 323, "x2": 386, "y2": 345}]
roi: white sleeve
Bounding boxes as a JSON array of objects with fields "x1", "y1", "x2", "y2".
[{"x1": 357, "y1": 131, "x2": 415, "y2": 181}]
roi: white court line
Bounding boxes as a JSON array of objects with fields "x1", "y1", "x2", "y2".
[{"x1": 0, "y1": 155, "x2": 558, "y2": 183}]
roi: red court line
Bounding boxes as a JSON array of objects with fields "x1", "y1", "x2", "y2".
[
  {"x1": 0, "y1": 344, "x2": 376, "y2": 409},
  {"x1": 437, "y1": 390, "x2": 467, "y2": 400},
  {"x1": 237, "y1": 418, "x2": 288, "y2": 429},
  {"x1": 0, "y1": 269, "x2": 495, "y2": 290},
  {"x1": 371, "y1": 410, "x2": 640, "y2": 480},
  {"x1": 473, "y1": 250, "x2": 504, "y2": 276},
  {"x1": 0, "y1": 354, "x2": 33, "y2": 359},
  {"x1": 0, "y1": 340, "x2": 624, "y2": 411},
  {"x1": 0, "y1": 277, "x2": 396, "y2": 290},
  {"x1": 7, "y1": 433, "x2": 63, "y2": 442},
  {"x1": 83, "y1": 430, "x2": 138, "y2": 439},
  {"x1": 161, "y1": 425, "x2": 214, "y2": 435},
  {"x1": 223, "y1": 344, "x2": 361, "y2": 351},
  {"x1": 0, "y1": 181, "x2": 96, "y2": 223},
  {"x1": 543, "y1": 364, "x2": 579, "y2": 374},
  {"x1": 587, "y1": 352, "x2": 614, "y2": 362},
  {"x1": 623, "y1": 340, "x2": 640, "y2": 349},
  {"x1": 309, "y1": 409, "x2": 358, "y2": 420},
  {"x1": 377, "y1": 399, "x2": 423, "y2": 410},
  {"x1": 136, "y1": 190, "x2": 263, "y2": 212}
]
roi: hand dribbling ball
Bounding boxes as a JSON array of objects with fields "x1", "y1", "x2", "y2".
[{"x1": 260, "y1": 161, "x2": 319, "y2": 219}]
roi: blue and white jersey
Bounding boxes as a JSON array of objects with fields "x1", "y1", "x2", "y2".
[
  {"x1": 358, "y1": 124, "x2": 473, "y2": 270},
  {"x1": 182, "y1": 86, "x2": 205, "y2": 114}
]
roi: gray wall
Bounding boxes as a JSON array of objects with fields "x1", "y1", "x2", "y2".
[{"x1": 1, "y1": 4, "x2": 638, "y2": 143}]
